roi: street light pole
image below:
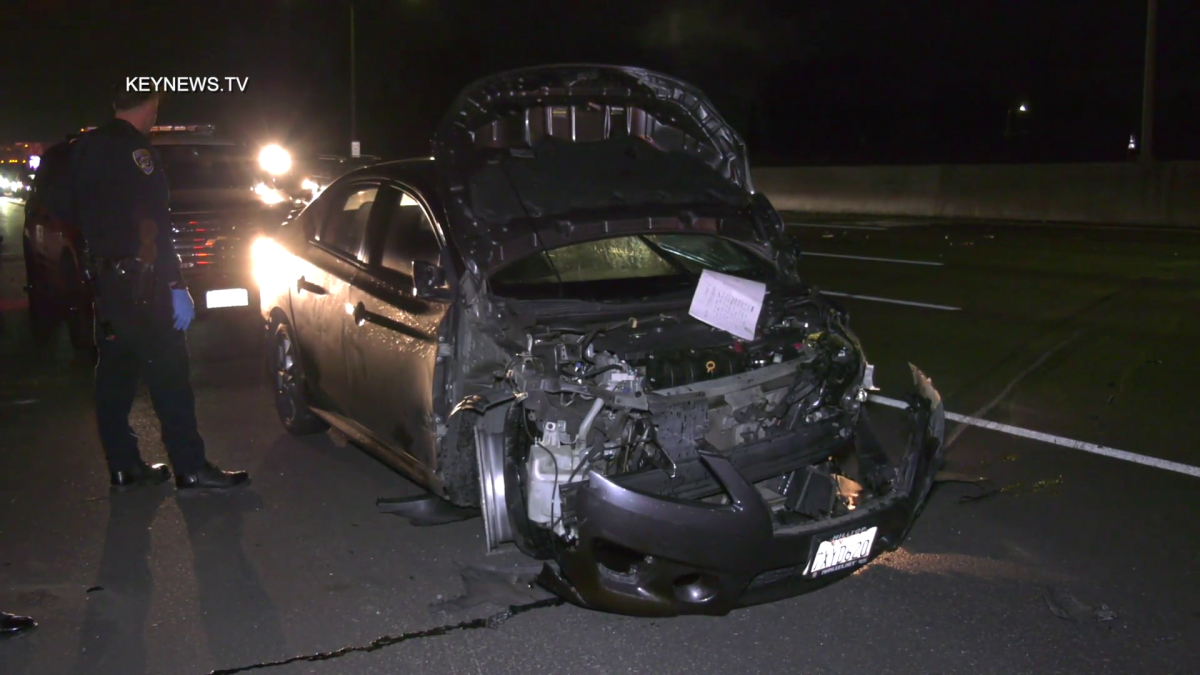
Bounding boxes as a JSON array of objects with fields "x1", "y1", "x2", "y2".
[
  {"x1": 1140, "y1": 0, "x2": 1157, "y2": 164},
  {"x1": 350, "y1": 1, "x2": 357, "y2": 156}
]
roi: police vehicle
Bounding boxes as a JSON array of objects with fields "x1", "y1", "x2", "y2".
[{"x1": 23, "y1": 124, "x2": 296, "y2": 350}]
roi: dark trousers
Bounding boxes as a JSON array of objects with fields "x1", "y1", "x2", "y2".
[{"x1": 93, "y1": 270, "x2": 206, "y2": 475}]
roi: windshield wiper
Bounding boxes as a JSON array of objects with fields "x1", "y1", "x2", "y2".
[{"x1": 636, "y1": 235, "x2": 694, "y2": 276}]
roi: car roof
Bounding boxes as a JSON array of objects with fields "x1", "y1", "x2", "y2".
[
  {"x1": 324, "y1": 157, "x2": 445, "y2": 219},
  {"x1": 339, "y1": 157, "x2": 438, "y2": 192}
]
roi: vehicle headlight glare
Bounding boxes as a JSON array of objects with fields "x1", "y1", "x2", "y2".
[
  {"x1": 258, "y1": 144, "x2": 291, "y2": 175},
  {"x1": 251, "y1": 236, "x2": 295, "y2": 297},
  {"x1": 253, "y1": 181, "x2": 286, "y2": 205}
]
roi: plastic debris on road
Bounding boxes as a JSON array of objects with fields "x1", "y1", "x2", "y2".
[{"x1": 1042, "y1": 586, "x2": 1117, "y2": 623}]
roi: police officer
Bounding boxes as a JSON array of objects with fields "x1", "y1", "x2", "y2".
[{"x1": 61, "y1": 88, "x2": 249, "y2": 492}]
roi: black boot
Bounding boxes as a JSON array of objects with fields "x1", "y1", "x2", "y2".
[
  {"x1": 175, "y1": 462, "x2": 250, "y2": 492},
  {"x1": 110, "y1": 462, "x2": 172, "y2": 493},
  {"x1": 1, "y1": 612, "x2": 36, "y2": 639}
]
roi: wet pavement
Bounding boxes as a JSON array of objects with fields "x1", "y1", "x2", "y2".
[{"x1": 2, "y1": 198, "x2": 1199, "y2": 674}]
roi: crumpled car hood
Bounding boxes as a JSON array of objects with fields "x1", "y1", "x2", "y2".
[{"x1": 432, "y1": 65, "x2": 759, "y2": 274}]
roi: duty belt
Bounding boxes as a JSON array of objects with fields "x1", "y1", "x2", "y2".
[
  {"x1": 90, "y1": 255, "x2": 157, "y2": 305},
  {"x1": 91, "y1": 255, "x2": 150, "y2": 276}
]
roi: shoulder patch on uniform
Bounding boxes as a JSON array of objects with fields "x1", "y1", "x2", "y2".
[{"x1": 132, "y1": 148, "x2": 154, "y2": 175}]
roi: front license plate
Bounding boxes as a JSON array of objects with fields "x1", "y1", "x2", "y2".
[
  {"x1": 805, "y1": 526, "x2": 878, "y2": 577},
  {"x1": 206, "y1": 288, "x2": 249, "y2": 309}
]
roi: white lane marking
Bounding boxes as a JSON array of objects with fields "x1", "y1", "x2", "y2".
[
  {"x1": 944, "y1": 330, "x2": 1084, "y2": 449},
  {"x1": 787, "y1": 222, "x2": 887, "y2": 231},
  {"x1": 868, "y1": 394, "x2": 1200, "y2": 479},
  {"x1": 852, "y1": 220, "x2": 929, "y2": 227},
  {"x1": 0, "y1": 399, "x2": 38, "y2": 407},
  {"x1": 802, "y1": 252, "x2": 943, "y2": 266},
  {"x1": 822, "y1": 291, "x2": 961, "y2": 311}
]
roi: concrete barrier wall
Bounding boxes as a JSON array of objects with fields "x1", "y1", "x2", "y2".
[{"x1": 752, "y1": 162, "x2": 1200, "y2": 227}]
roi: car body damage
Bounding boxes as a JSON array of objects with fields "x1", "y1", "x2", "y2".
[
  {"x1": 256, "y1": 64, "x2": 944, "y2": 618},
  {"x1": 445, "y1": 272, "x2": 944, "y2": 616},
  {"x1": 427, "y1": 66, "x2": 945, "y2": 615},
  {"x1": 432, "y1": 64, "x2": 759, "y2": 273}
]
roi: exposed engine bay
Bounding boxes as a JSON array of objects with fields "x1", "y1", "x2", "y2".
[
  {"x1": 487, "y1": 291, "x2": 893, "y2": 551},
  {"x1": 441, "y1": 251, "x2": 945, "y2": 616}
]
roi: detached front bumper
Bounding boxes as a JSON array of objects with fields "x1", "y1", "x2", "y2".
[{"x1": 538, "y1": 367, "x2": 946, "y2": 617}]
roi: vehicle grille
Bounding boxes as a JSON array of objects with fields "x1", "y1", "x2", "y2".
[
  {"x1": 171, "y1": 217, "x2": 248, "y2": 273},
  {"x1": 746, "y1": 563, "x2": 807, "y2": 589}
]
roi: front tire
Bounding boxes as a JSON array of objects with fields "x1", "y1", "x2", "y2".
[
  {"x1": 62, "y1": 257, "x2": 95, "y2": 352},
  {"x1": 268, "y1": 319, "x2": 328, "y2": 436},
  {"x1": 24, "y1": 241, "x2": 55, "y2": 322}
]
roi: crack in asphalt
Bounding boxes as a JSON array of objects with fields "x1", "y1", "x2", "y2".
[
  {"x1": 943, "y1": 278, "x2": 1149, "y2": 451},
  {"x1": 945, "y1": 328, "x2": 1085, "y2": 449},
  {"x1": 207, "y1": 597, "x2": 564, "y2": 674}
]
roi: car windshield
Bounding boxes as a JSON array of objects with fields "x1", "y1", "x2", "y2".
[
  {"x1": 490, "y1": 234, "x2": 776, "y2": 301},
  {"x1": 156, "y1": 144, "x2": 261, "y2": 190}
]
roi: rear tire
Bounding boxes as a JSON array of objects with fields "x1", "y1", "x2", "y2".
[{"x1": 268, "y1": 319, "x2": 328, "y2": 436}]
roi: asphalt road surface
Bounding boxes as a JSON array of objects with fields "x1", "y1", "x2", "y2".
[{"x1": 2, "y1": 197, "x2": 1199, "y2": 674}]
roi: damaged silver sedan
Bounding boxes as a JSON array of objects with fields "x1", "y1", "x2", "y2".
[{"x1": 253, "y1": 65, "x2": 945, "y2": 616}]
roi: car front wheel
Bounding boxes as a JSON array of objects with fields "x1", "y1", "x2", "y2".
[
  {"x1": 62, "y1": 257, "x2": 95, "y2": 352},
  {"x1": 269, "y1": 319, "x2": 328, "y2": 436}
]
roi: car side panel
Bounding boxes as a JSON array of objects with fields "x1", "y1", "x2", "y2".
[
  {"x1": 344, "y1": 273, "x2": 450, "y2": 472},
  {"x1": 343, "y1": 182, "x2": 453, "y2": 478}
]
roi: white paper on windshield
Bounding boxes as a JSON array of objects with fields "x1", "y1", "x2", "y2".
[{"x1": 688, "y1": 270, "x2": 767, "y2": 341}]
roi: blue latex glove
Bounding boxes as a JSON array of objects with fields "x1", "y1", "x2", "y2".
[{"x1": 171, "y1": 288, "x2": 196, "y2": 331}]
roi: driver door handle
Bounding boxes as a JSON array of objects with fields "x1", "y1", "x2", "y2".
[
  {"x1": 296, "y1": 276, "x2": 327, "y2": 295},
  {"x1": 351, "y1": 302, "x2": 426, "y2": 340},
  {"x1": 352, "y1": 301, "x2": 381, "y2": 327}
]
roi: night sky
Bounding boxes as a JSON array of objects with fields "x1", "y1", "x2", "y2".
[{"x1": 5, "y1": 0, "x2": 1198, "y2": 163}]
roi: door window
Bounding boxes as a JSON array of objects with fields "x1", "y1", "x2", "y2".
[
  {"x1": 381, "y1": 192, "x2": 441, "y2": 277},
  {"x1": 29, "y1": 142, "x2": 73, "y2": 213},
  {"x1": 320, "y1": 185, "x2": 378, "y2": 262}
]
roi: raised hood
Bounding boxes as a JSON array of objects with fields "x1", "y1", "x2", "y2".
[{"x1": 432, "y1": 65, "x2": 767, "y2": 274}]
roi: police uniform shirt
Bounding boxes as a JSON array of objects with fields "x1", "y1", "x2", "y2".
[{"x1": 69, "y1": 118, "x2": 185, "y2": 289}]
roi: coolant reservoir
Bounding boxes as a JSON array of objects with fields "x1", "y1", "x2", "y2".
[{"x1": 526, "y1": 420, "x2": 580, "y2": 525}]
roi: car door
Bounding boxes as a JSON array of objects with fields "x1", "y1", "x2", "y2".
[
  {"x1": 23, "y1": 143, "x2": 72, "y2": 276},
  {"x1": 344, "y1": 184, "x2": 451, "y2": 472},
  {"x1": 289, "y1": 180, "x2": 381, "y2": 414}
]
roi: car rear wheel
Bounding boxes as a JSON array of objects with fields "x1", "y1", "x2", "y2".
[{"x1": 269, "y1": 319, "x2": 328, "y2": 436}]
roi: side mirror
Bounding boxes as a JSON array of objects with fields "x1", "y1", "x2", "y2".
[
  {"x1": 776, "y1": 238, "x2": 803, "y2": 283},
  {"x1": 750, "y1": 192, "x2": 785, "y2": 237},
  {"x1": 413, "y1": 260, "x2": 451, "y2": 300}
]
